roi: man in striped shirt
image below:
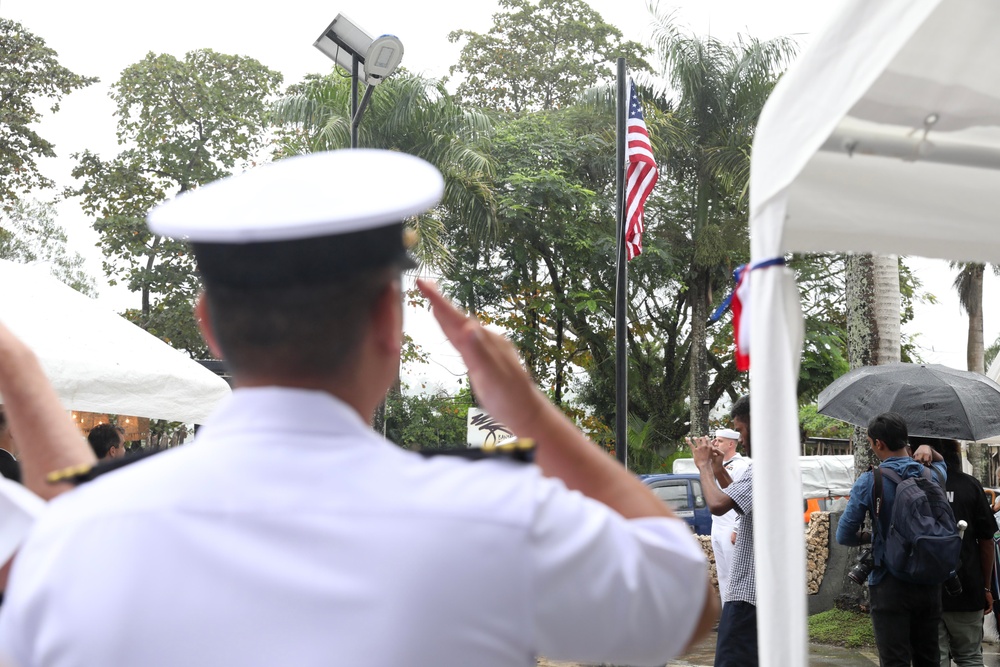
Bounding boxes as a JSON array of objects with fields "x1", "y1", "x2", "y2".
[{"x1": 689, "y1": 395, "x2": 758, "y2": 667}]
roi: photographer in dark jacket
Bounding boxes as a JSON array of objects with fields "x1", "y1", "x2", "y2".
[{"x1": 914, "y1": 436, "x2": 998, "y2": 667}]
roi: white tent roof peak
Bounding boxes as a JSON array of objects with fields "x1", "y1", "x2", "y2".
[{"x1": 751, "y1": 0, "x2": 1000, "y2": 265}]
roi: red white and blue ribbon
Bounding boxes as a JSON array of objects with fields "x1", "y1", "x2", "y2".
[{"x1": 709, "y1": 257, "x2": 786, "y2": 371}]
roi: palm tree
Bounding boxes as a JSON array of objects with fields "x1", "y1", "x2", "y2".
[
  {"x1": 647, "y1": 11, "x2": 797, "y2": 434},
  {"x1": 845, "y1": 253, "x2": 902, "y2": 475},
  {"x1": 951, "y1": 262, "x2": 1000, "y2": 374},
  {"x1": 951, "y1": 261, "x2": 1000, "y2": 482},
  {"x1": 270, "y1": 72, "x2": 497, "y2": 271}
]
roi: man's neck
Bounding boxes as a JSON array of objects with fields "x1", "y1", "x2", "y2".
[{"x1": 232, "y1": 375, "x2": 379, "y2": 424}]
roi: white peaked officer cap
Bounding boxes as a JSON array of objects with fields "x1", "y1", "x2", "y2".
[
  {"x1": 715, "y1": 428, "x2": 741, "y2": 441},
  {"x1": 147, "y1": 150, "x2": 444, "y2": 288}
]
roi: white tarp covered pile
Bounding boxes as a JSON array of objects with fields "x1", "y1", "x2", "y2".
[
  {"x1": 0, "y1": 260, "x2": 230, "y2": 424},
  {"x1": 672, "y1": 456, "x2": 855, "y2": 498},
  {"x1": 748, "y1": 1, "x2": 1000, "y2": 664}
]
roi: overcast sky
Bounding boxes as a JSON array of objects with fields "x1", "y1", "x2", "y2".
[{"x1": 3, "y1": 0, "x2": 996, "y2": 391}]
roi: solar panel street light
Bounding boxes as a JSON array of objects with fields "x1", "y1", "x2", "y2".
[{"x1": 314, "y1": 14, "x2": 404, "y2": 148}]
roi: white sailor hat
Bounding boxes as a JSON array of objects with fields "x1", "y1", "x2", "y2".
[
  {"x1": 715, "y1": 428, "x2": 741, "y2": 441},
  {"x1": 147, "y1": 150, "x2": 444, "y2": 288}
]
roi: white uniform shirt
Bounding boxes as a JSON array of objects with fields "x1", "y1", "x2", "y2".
[
  {"x1": 710, "y1": 454, "x2": 750, "y2": 536},
  {"x1": 0, "y1": 388, "x2": 707, "y2": 667}
]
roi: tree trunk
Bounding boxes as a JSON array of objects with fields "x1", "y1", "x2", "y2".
[
  {"x1": 965, "y1": 264, "x2": 986, "y2": 481},
  {"x1": 872, "y1": 255, "x2": 901, "y2": 367},
  {"x1": 846, "y1": 254, "x2": 901, "y2": 472},
  {"x1": 842, "y1": 253, "x2": 901, "y2": 605},
  {"x1": 846, "y1": 255, "x2": 877, "y2": 475},
  {"x1": 967, "y1": 264, "x2": 985, "y2": 375},
  {"x1": 688, "y1": 268, "x2": 710, "y2": 436}
]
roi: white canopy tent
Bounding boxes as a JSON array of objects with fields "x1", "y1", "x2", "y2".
[
  {"x1": 748, "y1": 0, "x2": 1000, "y2": 664},
  {"x1": 0, "y1": 260, "x2": 231, "y2": 424}
]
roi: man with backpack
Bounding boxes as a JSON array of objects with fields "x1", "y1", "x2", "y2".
[{"x1": 837, "y1": 412, "x2": 959, "y2": 667}]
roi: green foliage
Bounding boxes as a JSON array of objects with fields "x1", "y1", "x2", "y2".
[
  {"x1": 70, "y1": 49, "x2": 282, "y2": 357},
  {"x1": 0, "y1": 198, "x2": 96, "y2": 295},
  {"x1": 793, "y1": 254, "x2": 849, "y2": 402},
  {"x1": 808, "y1": 609, "x2": 876, "y2": 649},
  {"x1": 798, "y1": 404, "x2": 853, "y2": 440},
  {"x1": 987, "y1": 334, "x2": 1000, "y2": 371},
  {"x1": 898, "y1": 258, "x2": 934, "y2": 363},
  {"x1": 385, "y1": 386, "x2": 471, "y2": 449},
  {"x1": 793, "y1": 253, "x2": 933, "y2": 402},
  {"x1": 624, "y1": 413, "x2": 679, "y2": 473},
  {"x1": 271, "y1": 71, "x2": 496, "y2": 264},
  {"x1": 448, "y1": 0, "x2": 650, "y2": 113},
  {"x1": 441, "y1": 107, "x2": 618, "y2": 412},
  {"x1": 0, "y1": 19, "x2": 97, "y2": 207},
  {"x1": 439, "y1": 105, "x2": 693, "y2": 448}
]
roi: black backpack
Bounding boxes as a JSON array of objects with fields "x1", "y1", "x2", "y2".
[{"x1": 871, "y1": 465, "x2": 961, "y2": 584}]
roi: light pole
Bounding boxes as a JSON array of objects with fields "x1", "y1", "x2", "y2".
[{"x1": 314, "y1": 14, "x2": 404, "y2": 149}]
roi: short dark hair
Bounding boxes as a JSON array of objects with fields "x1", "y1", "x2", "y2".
[
  {"x1": 867, "y1": 412, "x2": 908, "y2": 451},
  {"x1": 203, "y1": 265, "x2": 400, "y2": 378},
  {"x1": 730, "y1": 395, "x2": 750, "y2": 422},
  {"x1": 910, "y1": 435, "x2": 961, "y2": 470},
  {"x1": 88, "y1": 423, "x2": 124, "y2": 459}
]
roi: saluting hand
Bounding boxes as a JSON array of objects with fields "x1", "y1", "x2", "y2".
[{"x1": 417, "y1": 279, "x2": 548, "y2": 437}]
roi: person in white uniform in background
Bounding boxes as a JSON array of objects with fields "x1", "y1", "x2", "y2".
[
  {"x1": 708, "y1": 428, "x2": 750, "y2": 608},
  {"x1": 0, "y1": 150, "x2": 717, "y2": 667}
]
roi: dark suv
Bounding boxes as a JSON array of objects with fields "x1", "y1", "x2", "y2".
[{"x1": 639, "y1": 473, "x2": 713, "y2": 535}]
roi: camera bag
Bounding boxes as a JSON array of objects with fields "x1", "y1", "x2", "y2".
[{"x1": 872, "y1": 465, "x2": 961, "y2": 584}]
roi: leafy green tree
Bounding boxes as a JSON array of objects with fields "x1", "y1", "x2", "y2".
[
  {"x1": 986, "y1": 334, "x2": 1000, "y2": 371},
  {"x1": 0, "y1": 19, "x2": 96, "y2": 208},
  {"x1": 793, "y1": 254, "x2": 850, "y2": 402},
  {"x1": 0, "y1": 198, "x2": 96, "y2": 295},
  {"x1": 794, "y1": 253, "x2": 930, "y2": 403},
  {"x1": 448, "y1": 0, "x2": 649, "y2": 113},
  {"x1": 70, "y1": 49, "x2": 282, "y2": 356},
  {"x1": 440, "y1": 106, "x2": 705, "y2": 453},
  {"x1": 442, "y1": 108, "x2": 617, "y2": 409},
  {"x1": 385, "y1": 385, "x2": 471, "y2": 449},
  {"x1": 648, "y1": 12, "x2": 797, "y2": 435},
  {"x1": 798, "y1": 404, "x2": 852, "y2": 440},
  {"x1": 271, "y1": 71, "x2": 496, "y2": 267}
]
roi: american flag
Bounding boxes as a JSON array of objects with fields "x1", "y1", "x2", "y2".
[{"x1": 624, "y1": 78, "x2": 658, "y2": 260}]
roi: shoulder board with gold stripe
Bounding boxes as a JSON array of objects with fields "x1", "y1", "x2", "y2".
[{"x1": 47, "y1": 449, "x2": 164, "y2": 486}]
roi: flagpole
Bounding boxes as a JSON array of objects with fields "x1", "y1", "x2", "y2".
[{"x1": 614, "y1": 58, "x2": 628, "y2": 468}]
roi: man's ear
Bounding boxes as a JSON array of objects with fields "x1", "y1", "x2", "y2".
[
  {"x1": 194, "y1": 293, "x2": 224, "y2": 360},
  {"x1": 370, "y1": 279, "x2": 403, "y2": 354}
]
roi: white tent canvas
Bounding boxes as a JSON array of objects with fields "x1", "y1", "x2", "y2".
[
  {"x1": 0, "y1": 260, "x2": 230, "y2": 424},
  {"x1": 748, "y1": 0, "x2": 1000, "y2": 664}
]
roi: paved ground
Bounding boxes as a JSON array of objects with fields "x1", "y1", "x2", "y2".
[{"x1": 539, "y1": 637, "x2": 1000, "y2": 666}]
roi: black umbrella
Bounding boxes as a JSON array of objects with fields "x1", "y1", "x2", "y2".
[{"x1": 817, "y1": 363, "x2": 1000, "y2": 441}]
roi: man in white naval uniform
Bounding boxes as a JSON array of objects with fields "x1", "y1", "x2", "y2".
[
  {"x1": 708, "y1": 428, "x2": 749, "y2": 608},
  {"x1": 0, "y1": 150, "x2": 716, "y2": 667}
]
